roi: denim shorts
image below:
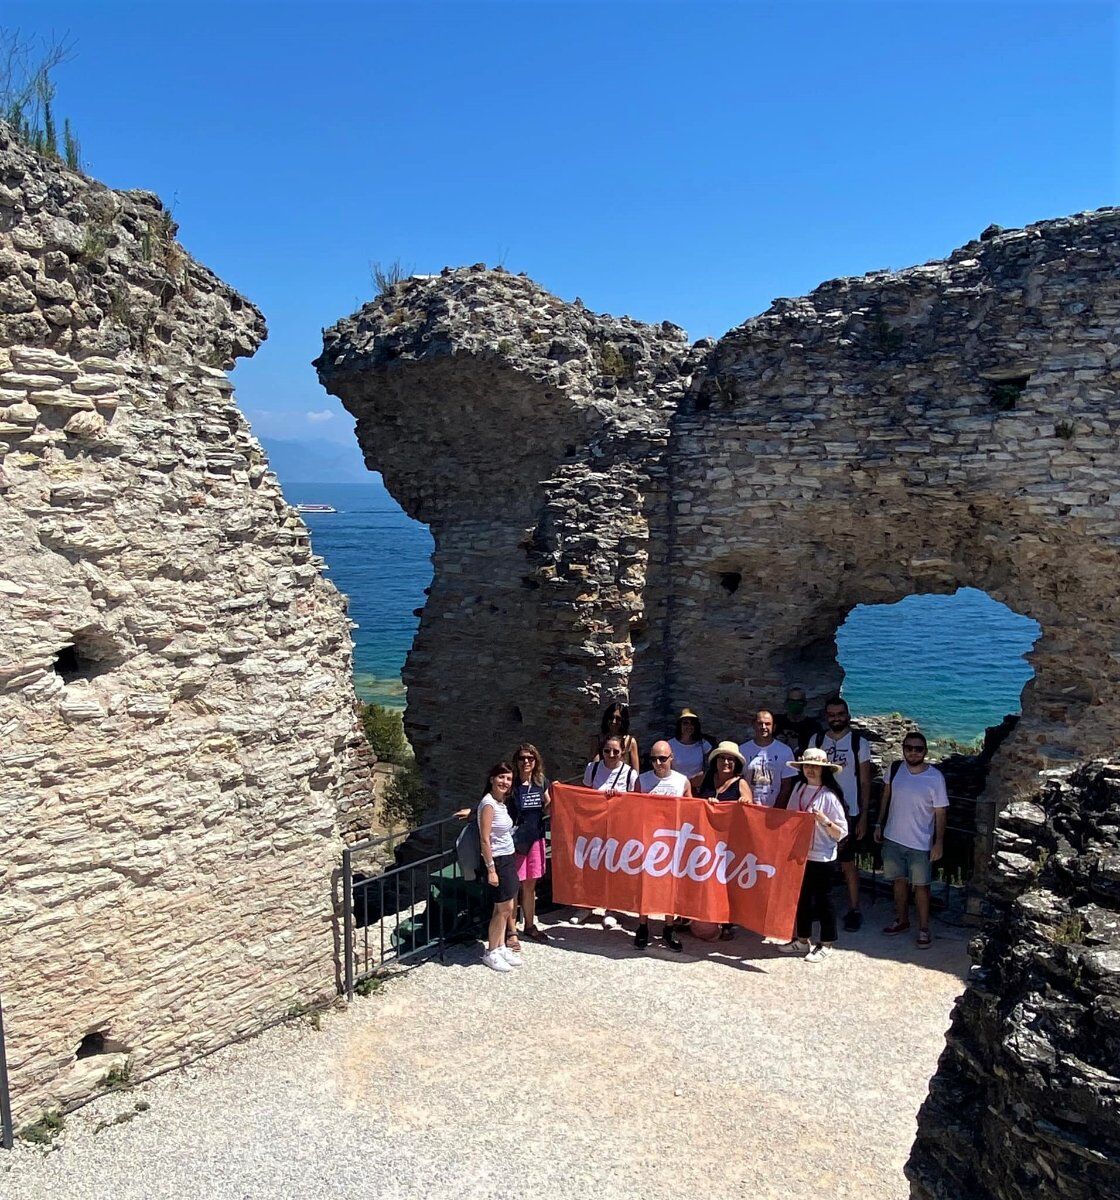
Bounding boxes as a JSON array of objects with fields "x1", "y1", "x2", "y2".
[{"x1": 881, "y1": 837, "x2": 933, "y2": 886}]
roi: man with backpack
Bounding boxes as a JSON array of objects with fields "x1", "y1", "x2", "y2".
[
  {"x1": 775, "y1": 684, "x2": 822, "y2": 755},
  {"x1": 874, "y1": 731, "x2": 948, "y2": 948},
  {"x1": 812, "y1": 696, "x2": 872, "y2": 931}
]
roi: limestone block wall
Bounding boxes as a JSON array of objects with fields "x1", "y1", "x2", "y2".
[
  {"x1": 0, "y1": 126, "x2": 372, "y2": 1124},
  {"x1": 316, "y1": 267, "x2": 698, "y2": 801},
  {"x1": 318, "y1": 212, "x2": 1120, "y2": 823},
  {"x1": 668, "y1": 211, "x2": 1120, "y2": 873}
]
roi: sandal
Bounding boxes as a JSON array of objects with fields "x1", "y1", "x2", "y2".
[
  {"x1": 525, "y1": 925, "x2": 552, "y2": 943},
  {"x1": 916, "y1": 929, "x2": 932, "y2": 949},
  {"x1": 882, "y1": 919, "x2": 911, "y2": 936},
  {"x1": 505, "y1": 935, "x2": 523, "y2": 953}
]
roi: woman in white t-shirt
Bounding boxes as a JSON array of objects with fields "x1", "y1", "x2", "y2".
[
  {"x1": 778, "y1": 748, "x2": 848, "y2": 964},
  {"x1": 477, "y1": 761, "x2": 522, "y2": 974},
  {"x1": 667, "y1": 707, "x2": 714, "y2": 787},
  {"x1": 571, "y1": 736, "x2": 636, "y2": 930}
]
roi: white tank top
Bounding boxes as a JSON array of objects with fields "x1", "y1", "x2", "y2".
[{"x1": 478, "y1": 793, "x2": 514, "y2": 857}]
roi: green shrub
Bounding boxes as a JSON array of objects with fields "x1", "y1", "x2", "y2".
[
  {"x1": 100, "y1": 1058, "x2": 133, "y2": 1091},
  {"x1": 359, "y1": 702, "x2": 411, "y2": 766},
  {"x1": 382, "y1": 762, "x2": 432, "y2": 829},
  {"x1": 1, "y1": 33, "x2": 79, "y2": 168},
  {"x1": 599, "y1": 342, "x2": 630, "y2": 378},
  {"x1": 20, "y1": 1109, "x2": 64, "y2": 1146}
]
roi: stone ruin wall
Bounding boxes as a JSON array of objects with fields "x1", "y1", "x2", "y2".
[
  {"x1": 318, "y1": 211, "x2": 1120, "y2": 817},
  {"x1": 908, "y1": 761, "x2": 1120, "y2": 1199},
  {"x1": 0, "y1": 127, "x2": 378, "y2": 1126},
  {"x1": 317, "y1": 210, "x2": 1120, "y2": 1199},
  {"x1": 317, "y1": 273, "x2": 701, "y2": 805},
  {"x1": 667, "y1": 211, "x2": 1120, "y2": 876}
]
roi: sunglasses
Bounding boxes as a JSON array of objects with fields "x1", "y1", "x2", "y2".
[
  {"x1": 603, "y1": 748, "x2": 622, "y2": 756},
  {"x1": 651, "y1": 755, "x2": 671, "y2": 763},
  {"x1": 517, "y1": 754, "x2": 536, "y2": 762},
  {"x1": 903, "y1": 745, "x2": 925, "y2": 753}
]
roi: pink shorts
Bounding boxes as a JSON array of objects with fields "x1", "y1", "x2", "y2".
[{"x1": 516, "y1": 839, "x2": 547, "y2": 882}]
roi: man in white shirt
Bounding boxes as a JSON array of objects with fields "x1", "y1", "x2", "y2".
[
  {"x1": 812, "y1": 696, "x2": 872, "y2": 931},
  {"x1": 738, "y1": 711, "x2": 797, "y2": 808},
  {"x1": 638, "y1": 740, "x2": 692, "y2": 798},
  {"x1": 874, "y1": 731, "x2": 948, "y2": 949},
  {"x1": 633, "y1": 741, "x2": 687, "y2": 952}
]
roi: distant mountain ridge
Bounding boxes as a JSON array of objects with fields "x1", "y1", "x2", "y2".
[{"x1": 260, "y1": 436, "x2": 374, "y2": 487}]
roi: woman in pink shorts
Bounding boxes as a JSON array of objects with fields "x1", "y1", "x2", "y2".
[{"x1": 509, "y1": 742, "x2": 551, "y2": 945}]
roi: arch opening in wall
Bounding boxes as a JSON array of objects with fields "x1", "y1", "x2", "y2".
[
  {"x1": 835, "y1": 586, "x2": 1040, "y2": 889},
  {"x1": 836, "y1": 587, "x2": 1039, "y2": 748}
]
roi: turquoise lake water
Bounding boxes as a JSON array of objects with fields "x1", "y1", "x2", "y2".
[{"x1": 290, "y1": 480, "x2": 1040, "y2": 742}]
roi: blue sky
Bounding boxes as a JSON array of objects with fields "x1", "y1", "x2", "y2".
[{"x1": 9, "y1": 0, "x2": 1117, "y2": 452}]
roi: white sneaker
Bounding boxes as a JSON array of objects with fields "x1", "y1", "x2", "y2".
[
  {"x1": 777, "y1": 939, "x2": 810, "y2": 955},
  {"x1": 500, "y1": 946, "x2": 523, "y2": 968},
  {"x1": 601, "y1": 914, "x2": 619, "y2": 930},
  {"x1": 483, "y1": 949, "x2": 512, "y2": 972},
  {"x1": 805, "y1": 943, "x2": 834, "y2": 964}
]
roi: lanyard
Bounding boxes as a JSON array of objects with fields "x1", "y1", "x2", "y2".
[{"x1": 797, "y1": 784, "x2": 826, "y2": 813}]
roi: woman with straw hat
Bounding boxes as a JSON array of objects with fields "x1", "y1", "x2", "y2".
[
  {"x1": 695, "y1": 742, "x2": 755, "y2": 940},
  {"x1": 778, "y1": 747, "x2": 848, "y2": 964},
  {"x1": 695, "y1": 741, "x2": 754, "y2": 804}
]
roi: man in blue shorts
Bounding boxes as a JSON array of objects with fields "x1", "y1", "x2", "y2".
[{"x1": 874, "y1": 731, "x2": 948, "y2": 948}]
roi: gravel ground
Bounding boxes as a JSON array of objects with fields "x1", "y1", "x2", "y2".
[{"x1": 2, "y1": 912, "x2": 969, "y2": 1200}]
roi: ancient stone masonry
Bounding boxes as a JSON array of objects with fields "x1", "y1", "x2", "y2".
[
  {"x1": 317, "y1": 268, "x2": 702, "y2": 804},
  {"x1": 0, "y1": 125, "x2": 375, "y2": 1126},
  {"x1": 908, "y1": 762, "x2": 1120, "y2": 1200},
  {"x1": 318, "y1": 211, "x2": 1120, "y2": 835},
  {"x1": 318, "y1": 214, "x2": 1120, "y2": 1200}
]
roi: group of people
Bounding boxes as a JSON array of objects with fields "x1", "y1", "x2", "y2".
[{"x1": 471, "y1": 688, "x2": 949, "y2": 973}]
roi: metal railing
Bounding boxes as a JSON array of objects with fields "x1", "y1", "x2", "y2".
[
  {"x1": 341, "y1": 814, "x2": 484, "y2": 999},
  {"x1": 0, "y1": 994, "x2": 12, "y2": 1149}
]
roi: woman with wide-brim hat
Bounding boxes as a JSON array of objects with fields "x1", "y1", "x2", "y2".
[
  {"x1": 695, "y1": 741, "x2": 754, "y2": 804},
  {"x1": 695, "y1": 741, "x2": 755, "y2": 939},
  {"x1": 778, "y1": 747, "x2": 849, "y2": 964}
]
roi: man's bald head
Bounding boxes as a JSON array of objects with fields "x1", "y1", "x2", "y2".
[{"x1": 650, "y1": 740, "x2": 673, "y2": 776}]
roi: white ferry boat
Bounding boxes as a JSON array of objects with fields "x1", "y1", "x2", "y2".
[{"x1": 296, "y1": 503, "x2": 337, "y2": 514}]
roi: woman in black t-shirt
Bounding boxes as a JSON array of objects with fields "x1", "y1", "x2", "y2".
[{"x1": 509, "y1": 742, "x2": 551, "y2": 944}]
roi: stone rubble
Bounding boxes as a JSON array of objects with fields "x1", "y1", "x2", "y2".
[{"x1": 908, "y1": 762, "x2": 1120, "y2": 1199}]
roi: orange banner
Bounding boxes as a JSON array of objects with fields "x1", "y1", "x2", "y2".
[{"x1": 550, "y1": 783, "x2": 816, "y2": 940}]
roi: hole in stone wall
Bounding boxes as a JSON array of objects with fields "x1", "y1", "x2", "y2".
[
  {"x1": 53, "y1": 629, "x2": 119, "y2": 683},
  {"x1": 986, "y1": 372, "x2": 1031, "y2": 411},
  {"x1": 836, "y1": 588, "x2": 1038, "y2": 747},
  {"x1": 719, "y1": 571, "x2": 742, "y2": 595},
  {"x1": 510, "y1": 705, "x2": 523, "y2": 725},
  {"x1": 75, "y1": 1030, "x2": 129, "y2": 1059}
]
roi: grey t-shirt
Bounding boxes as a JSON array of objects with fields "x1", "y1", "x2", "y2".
[{"x1": 478, "y1": 793, "x2": 515, "y2": 857}]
